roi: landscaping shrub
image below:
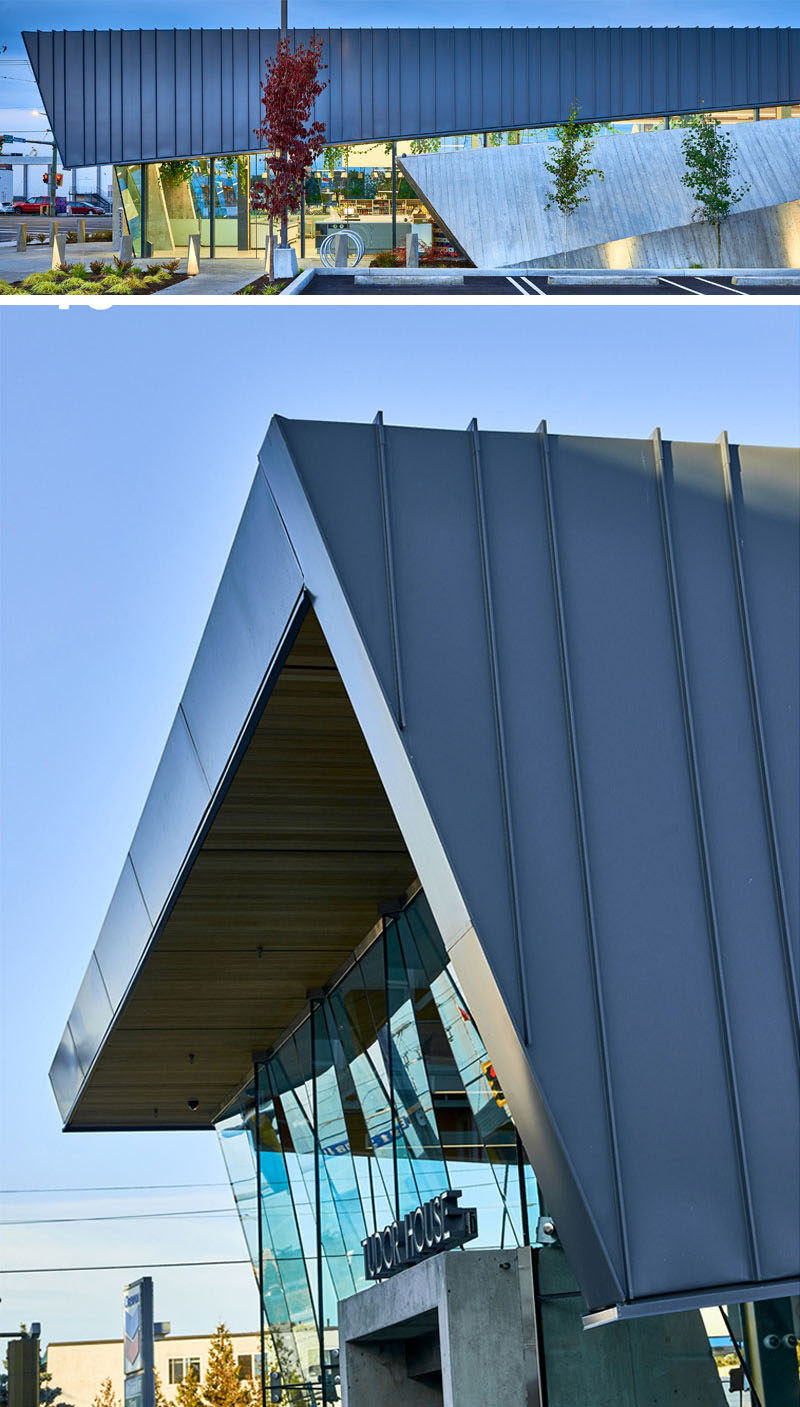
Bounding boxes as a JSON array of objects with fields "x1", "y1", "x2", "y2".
[
  {"x1": 113, "y1": 255, "x2": 133, "y2": 274},
  {"x1": 89, "y1": 259, "x2": 107, "y2": 276},
  {"x1": 163, "y1": 259, "x2": 181, "y2": 274},
  {"x1": 0, "y1": 279, "x2": 18, "y2": 295}
]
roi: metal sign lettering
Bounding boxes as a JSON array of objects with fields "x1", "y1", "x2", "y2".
[{"x1": 362, "y1": 1189, "x2": 478, "y2": 1281}]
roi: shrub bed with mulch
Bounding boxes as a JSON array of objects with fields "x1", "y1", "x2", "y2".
[
  {"x1": 1, "y1": 257, "x2": 187, "y2": 296},
  {"x1": 236, "y1": 274, "x2": 293, "y2": 295},
  {"x1": 369, "y1": 245, "x2": 471, "y2": 269}
]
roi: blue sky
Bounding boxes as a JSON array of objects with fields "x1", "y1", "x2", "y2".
[
  {"x1": 1, "y1": 302, "x2": 799, "y2": 1352},
  {"x1": 2, "y1": 0, "x2": 799, "y2": 141}
]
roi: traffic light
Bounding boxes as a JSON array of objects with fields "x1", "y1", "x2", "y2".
[
  {"x1": 481, "y1": 1059, "x2": 507, "y2": 1109},
  {"x1": 42, "y1": 171, "x2": 63, "y2": 185}
]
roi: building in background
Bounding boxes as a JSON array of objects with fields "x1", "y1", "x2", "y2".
[
  {"x1": 48, "y1": 418, "x2": 800, "y2": 1405},
  {"x1": 47, "y1": 1331, "x2": 261, "y2": 1407}
]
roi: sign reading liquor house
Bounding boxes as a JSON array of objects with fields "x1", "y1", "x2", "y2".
[{"x1": 362, "y1": 1189, "x2": 478, "y2": 1281}]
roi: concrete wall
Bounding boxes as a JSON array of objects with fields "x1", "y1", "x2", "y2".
[
  {"x1": 338, "y1": 1249, "x2": 727, "y2": 1407},
  {"x1": 401, "y1": 117, "x2": 800, "y2": 268}
]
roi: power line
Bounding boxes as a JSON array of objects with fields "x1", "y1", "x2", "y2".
[
  {"x1": 5, "y1": 1262, "x2": 252, "y2": 1280},
  {"x1": 1, "y1": 1181, "x2": 230, "y2": 1194},
  {"x1": 2, "y1": 1206, "x2": 242, "y2": 1226}
]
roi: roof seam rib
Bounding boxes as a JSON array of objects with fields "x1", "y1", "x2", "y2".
[
  {"x1": 719, "y1": 432, "x2": 800, "y2": 1064},
  {"x1": 651, "y1": 427, "x2": 762, "y2": 1283},
  {"x1": 535, "y1": 418, "x2": 634, "y2": 1302}
]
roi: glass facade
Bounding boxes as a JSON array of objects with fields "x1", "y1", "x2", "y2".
[
  {"x1": 115, "y1": 104, "x2": 800, "y2": 264},
  {"x1": 215, "y1": 889, "x2": 539, "y2": 1390}
]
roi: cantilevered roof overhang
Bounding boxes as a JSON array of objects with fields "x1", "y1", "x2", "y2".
[
  {"x1": 52, "y1": 417, "x2": 800, "y2": 1324},
  {"x1": 23, "y1": 25, "x2": 800, "y2": 169}
]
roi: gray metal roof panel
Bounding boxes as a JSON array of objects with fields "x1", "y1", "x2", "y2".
[
  {"x1": 259, "y1": 417, "x2": 800, "y2": 1313},
  {"x1": 23, "y1": 26, "x2": 800, "y2": 167}
]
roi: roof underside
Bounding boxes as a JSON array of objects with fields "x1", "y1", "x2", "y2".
[
  {"x1": 23, "y1": 25, "x2": 800, "y2": 168},
  {"x1": 52, "y1": 417, "x2": 799, "y2": 1319},
  {"x1": 57, "y1": 610, "x2": 415, "y2": 1131}
]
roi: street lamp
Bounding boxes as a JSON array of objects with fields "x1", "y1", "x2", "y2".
[{"x1": 32, "y1": 109, "x2": 58, "y2": 217}]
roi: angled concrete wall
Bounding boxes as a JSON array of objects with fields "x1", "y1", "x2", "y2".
[{"x1": 400, "y1": 117, "x2": 800, "y2": 268}]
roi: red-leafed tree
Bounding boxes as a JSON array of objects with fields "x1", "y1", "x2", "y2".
[{"x1": 251, "y1": 35, "x2": 327, "y2": 278}]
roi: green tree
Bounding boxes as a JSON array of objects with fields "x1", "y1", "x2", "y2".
[
  {"x1": 543, "y1": 102, "x2": 605, "y2": 266},
  {"x1": 175, "y1": 1367, "x2": 203, "y2": 1407},
  {"x1": 153, "y1": 1371, "x2": 169, "y2": 1407},
  {"x1": 90, "y1": 1381, "x2": 118, "y2": 1407},
  {"x1": 202, "y1": 1324, "x2": 251, "y2": 1407},
  {"x1": 680, "y1": 108, "x2": 750, "y2": 266}
]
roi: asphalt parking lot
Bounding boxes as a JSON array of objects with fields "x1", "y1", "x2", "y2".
[{"x1": 298, "y1": 272, "x2": 800, "y2": 297}]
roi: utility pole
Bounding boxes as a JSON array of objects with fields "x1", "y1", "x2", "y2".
[{"x1": 280, "y1": 0, "x2": 288, "y2": 249}]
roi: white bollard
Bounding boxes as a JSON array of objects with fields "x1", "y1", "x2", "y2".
[
  {"x1": 51, "y1": 231, "x2": 67, "y2": 270},
  {"x1": 187, "y1": 233, "x2": 201, "y2": 276},
  {"x1": 16, "y1": 224, "x2": 27, "y2": 252},
  {"x1": 405, "y1": 231, "x2": 420, "y2": 268},
  {"x1": 118, "y1": 233, "x2": 134, "y2": 263}
]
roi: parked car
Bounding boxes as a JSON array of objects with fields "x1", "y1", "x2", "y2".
[
  {"x1": 67, "y1": 200, "x2": 106, "y2": 217},
  {"x1": 12, "y1": 195, "x2": 68, "y2": 215}
]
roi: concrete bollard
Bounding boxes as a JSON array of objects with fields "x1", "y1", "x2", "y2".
[
  {"x1": 335, "y1": 231, "x2": 350, "y2": 267},
  {"x1": 187, "y1": 233, "x2": 201, "y2": 276},
  {"x1": 273, "y1": 245, "x2": 298, "y2": 279},
  {"x1": 118, "y1": 233, "x2": 134, "y2": 262},
  {"x1": 51, "y1": 231, "x2": 67, "y2": 270},
  {"x1": 16, "y1": 223, "x2": 27, "y2": 252},
  {"x1": 405, "y1": 231, "x2": 420, "y2": 268},
  {"x1": 77, "y1": 218, "x2": 86, "y2": 244},
  {"x1": 50, "y1": 219, "x2": 58, "y2": 244}
]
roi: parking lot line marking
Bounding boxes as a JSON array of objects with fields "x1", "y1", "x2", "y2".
[
  {"x1": 521, "y1": 276, "x2": 547, "y2": 296},
  {"x1": 506, "y1": 276, "x2": 532, "y2": 296},
  {"x1": 696, "y1": 276, "x2": 749, "y2": 296},
  {"x1": 658, "y1": 277, "x2": 704, "y2": 295}
]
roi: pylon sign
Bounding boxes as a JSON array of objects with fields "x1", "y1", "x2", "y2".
[{"x1": 123, "y1": 1277, "x2": 155, "y2": 1407}]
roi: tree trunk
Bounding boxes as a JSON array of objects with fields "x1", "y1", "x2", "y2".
[
  {"x1": 269, "y1": 216, "x2": 275, "y2": 281},
  {"x1": 717, "y1": 219, "x2": 721, "y2": 269},
  {"x1": 563, "y1": 211, "x2": 568, "y2": 268}
]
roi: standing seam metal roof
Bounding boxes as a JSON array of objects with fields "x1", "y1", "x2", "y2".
[
  {"x1": 50, "y1": 419, "x2": 800, "y2": 1320},
  {"x1": 23, "y1": 26, "x2": 800, "y2": 168}
]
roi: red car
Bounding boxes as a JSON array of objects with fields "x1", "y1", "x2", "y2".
[
  {"x1": 67, "y1": 200, "x2": 106, "y2": 217},
  {"x1": 12, "y1": 195, "x2": 67, "y2": 215}
]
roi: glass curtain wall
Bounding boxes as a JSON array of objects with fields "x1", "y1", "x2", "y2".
[{"x1": 216, "y1": 889, "x2": 539, "y2": 1392}]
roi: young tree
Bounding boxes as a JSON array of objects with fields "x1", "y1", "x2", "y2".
[
  {"x1": 680, "y1": 109, "x2": 751, "y2": 267},
  {"x1": 90, "y1": 1381, "x2": 118, "y2": 1407},
  {"x1": 251, "y1": 36, "x2": 328, "y2": 278},
  {"x1": 543, "y1": 102, "x2": 605, "y2": 267},
  {"x1": 202, "y1": 1324, "x2": 251, "y2": 1407},
  {"x1": 174, "y1": 1367, "x2": 203, "y2": 1407},
  {"x1": 153, "y1": 1371, "x2": 169, "y2": 1407}
]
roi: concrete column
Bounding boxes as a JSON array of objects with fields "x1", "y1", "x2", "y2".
[
  {"x1": 77, "y1": 218, "x2": 86, "y2": 244},
  {"x1": 16, "y1": 224, "x2": 26, "y2": 252},
  {"x1": 118, "y1": 232, "x2": 134, "y2": 262},
  {"x1": 406, "y1": 231, "x2": 419, "y2": 267},
  {"x1": 335, "y1": 230, "x2": 350, "y2": 266},
  {"x1": 50, "y1": 219, "x2": 58, "y2": 244}
]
